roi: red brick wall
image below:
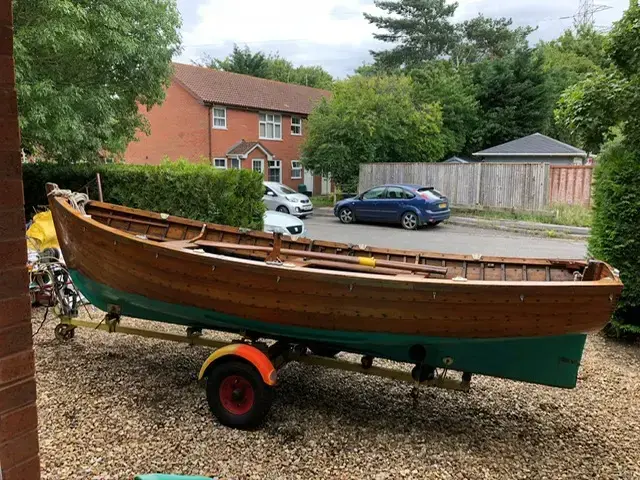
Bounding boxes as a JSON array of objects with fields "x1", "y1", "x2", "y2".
[
  {"x1": 0, "y1": 0, "x2": 41, "y2": 478},
  {"x1": 125, "y1": 81, "x2": 322, "y2": 191},
  {"x1": 125, "y1": 81, "x2": 210, "y2": 164}
]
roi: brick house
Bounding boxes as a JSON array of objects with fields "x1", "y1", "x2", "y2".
[{"x1": 125, "y1": 63, "x2": 332, "y2": 193}]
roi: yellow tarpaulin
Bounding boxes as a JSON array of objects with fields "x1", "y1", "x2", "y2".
[{"x1": 26, "y1": 210, "x2": 59, "y2": 251}]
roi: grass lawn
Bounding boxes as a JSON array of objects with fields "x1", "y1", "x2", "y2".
[
  {"x1": 311, "y1": 195, "x2": 337, "y2": 208},
  {"x1": 453, "y1": 204, "x2": 592, "y2": 228}
]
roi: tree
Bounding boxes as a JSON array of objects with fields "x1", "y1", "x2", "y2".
[
  {"x1": 201, "y1": 46, "x2": 333, "y2": 90},
  {"x1": 410, "y1": 61, "x2": 480, "y2": 156},
  {"x1": 202, "y1": 44, "x2": 270, "y2": 78},
  {"x1": 14, "y1": 0, "x2": 182, "y2": 163},
  {"x1": 537, "y1": 25, "x2": 608, "y2": 142},
  {"x1": 452, "y1": 15, "x2": 535, "y2": 65},
  {"x1": 302, "y1": 76, "x2": 445, "y2": 190},
  {"x1": 472, "y1": 48, "x2": 552, "y2": 150},
  {"x1": 364, "y1": 0, "x2": 458, "y2": 69}
]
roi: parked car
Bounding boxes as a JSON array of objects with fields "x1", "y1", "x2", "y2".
[
  {"x1": 263, "y1": 210, "x2": 306, "y2": 237},
  {"x1": 333, "y1": 184, "x2": 450, "y2": 230},
  {"x1": 263, "y1": 181, "x2": 313, "y2": 218}
]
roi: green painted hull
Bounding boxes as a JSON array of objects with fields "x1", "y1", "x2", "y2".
[{"x1": 70, "y1": 270, "x2": 586, "y2": 388}]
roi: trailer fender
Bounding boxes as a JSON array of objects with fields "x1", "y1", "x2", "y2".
[{"x1": 198, "y1": 343, "x2": 277, "y2": 386}]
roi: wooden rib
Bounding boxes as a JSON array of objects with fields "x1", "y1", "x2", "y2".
[
  {"x1": 501, "y1": 264, "x2": 506, "y2": 281},
  {"x1": 546, "y1": 266, "x2": 551, "y2": 281},
  {"x1": 480, "y1": 263, "x2": 485, "y2": 281},
  {"x1": 522, "y1": 265, "x2": 528, "y2": 281},
  {"x1": 462, "y1": 261, "x2": 467, "y2": 278}
]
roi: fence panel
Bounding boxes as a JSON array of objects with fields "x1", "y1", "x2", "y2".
[
  {"x1": 549, "y1": 166, "x2": 594, "y2": 207},
  {"x1": 359, "y1": 162, "x2": 550, "y2": 210}
]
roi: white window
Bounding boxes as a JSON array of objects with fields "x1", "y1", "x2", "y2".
[
  {"x1": 291, "y1": 116, "x2": 302, "y2": 136},
  {"x1": 212, "y1": 107, "x2": 226, "y2": 129},
  {"x1": 291, "y1": 160, "x2": 302, "y2": 179},
  {"x1": 229, "y1": 157, "x2": 241, "y2": 169},
  {"x1": 213, "y1": 158, "x2": 226, "y2": 169},
  {"x1": 268, "y1": 160, "x2": 281, "y2": 182},
  {"x1": 259, "y1": 113, "x2": 282, "y2": 140},
  {"x1": 252, "y1": 159, "x2": 264, "y2": 173}
]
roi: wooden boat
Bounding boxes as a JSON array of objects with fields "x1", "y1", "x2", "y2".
[{"x1": 47, "y1": 185, "x2": 623, "y2": 388}]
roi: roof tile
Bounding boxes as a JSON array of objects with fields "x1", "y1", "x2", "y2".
[
  {"x1": 474, "y1": 133, "x2": 586, "y2": 156},
  {"x1": 173, "y1": 63, "x2": 331, "y2": 115}
]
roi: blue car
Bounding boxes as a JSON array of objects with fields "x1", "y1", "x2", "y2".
[{"x1": 333, "y1": 184, "x2": 450, "y2": 230}]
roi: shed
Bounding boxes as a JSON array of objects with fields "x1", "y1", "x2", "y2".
[{"x1": 473, "y1": 133, "x2": 587, "y2": 165}]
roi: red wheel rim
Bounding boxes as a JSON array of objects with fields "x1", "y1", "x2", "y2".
[{"x1": 219, "y1": 375, "x2": 255, "y2": 415}]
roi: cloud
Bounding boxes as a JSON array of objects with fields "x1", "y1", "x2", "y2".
[{"x1": 177, "y1": 0, "x2": 630, "y2": 77}]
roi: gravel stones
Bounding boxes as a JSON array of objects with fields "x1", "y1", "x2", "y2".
[{"x1": 32, "y1": 308, "x2": 640, "y2": 479}]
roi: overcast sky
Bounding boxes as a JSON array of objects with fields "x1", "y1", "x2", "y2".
[{"x1": 176, "y1": 0, "x2": 630, "y2": 77}]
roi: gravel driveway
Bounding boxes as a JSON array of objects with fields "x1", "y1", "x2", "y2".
[{"x1": 34, "y1": 308, "x2": 640, "y2": 480}]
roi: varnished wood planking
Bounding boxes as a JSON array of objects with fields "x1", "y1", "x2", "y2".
[{"x1": 50, "y1": 197, "x2": 622, "y2": 338}]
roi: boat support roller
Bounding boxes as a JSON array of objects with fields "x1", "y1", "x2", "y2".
[{"x1": 198, "y1": 343, "x2": 277, "y2": 386}]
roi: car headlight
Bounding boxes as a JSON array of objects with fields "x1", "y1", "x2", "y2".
[{"x1": 286, "y1": 195, "x2": 300, "y2": 203}]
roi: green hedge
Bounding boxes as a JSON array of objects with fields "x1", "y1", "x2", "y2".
[
  {"x1": 588, "y1": 140, "x2": 640, "y2": 338},
  {"x1": 23, "y1": 161, "x2": 265, "y2": 230}
]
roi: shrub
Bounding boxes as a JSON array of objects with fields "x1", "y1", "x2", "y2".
[
  {"x1": 588, "y1": 140, "x2": 640, "y2": 337},
  {"x1": 22, "y1": 161, "x2": 265, "y2": 230}
]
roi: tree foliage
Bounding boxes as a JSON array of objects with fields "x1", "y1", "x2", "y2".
[
  {"x1": 364, "y1": 0, "x2": 458, "y2": 69},
  {"x1": 410, "y1": 62, "x2": 480, "y2": 156},
  {"x1": 13, "y1": 0, "x2": 182, "y2": 164},
  {"x1": 201, "y1": 44, "x2": 333, "y2": 89},
  {"x1": 301, "y1": 76, "x2": 445, "y2": 190},
  {"x1": 452, "y1": 15, "x2": 534, "y2": 65},
  {"x1": 472, "y1": 49, "x2": 552, "y2": 150},
  {"x1": 588, "y1": 141, "x2": 640, "y2": 337}
]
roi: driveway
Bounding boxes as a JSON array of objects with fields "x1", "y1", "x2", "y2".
[{"x1": 304, "y1": 216, "x2": 587, "y2": 259}]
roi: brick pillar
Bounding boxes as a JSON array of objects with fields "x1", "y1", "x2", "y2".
[{"x1": 0, "y1": 0, "x2": 41, "y2": 478}]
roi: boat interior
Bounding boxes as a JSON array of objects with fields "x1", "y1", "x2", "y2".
[{"x1": 83, "y1": 200, "x2": 612, "y2": 283}]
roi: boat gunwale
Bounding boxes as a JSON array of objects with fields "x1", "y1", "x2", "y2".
[{"x1": 53, "y1": 197, "x2": 622, "y2": 288}]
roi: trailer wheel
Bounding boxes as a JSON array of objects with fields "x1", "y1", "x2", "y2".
[
  {"x1": 54, "y1": 323, "x2": 75, "y2": 341},
  {"x1": 205, "y1": 360, "x2": 273, "y2": 429}
]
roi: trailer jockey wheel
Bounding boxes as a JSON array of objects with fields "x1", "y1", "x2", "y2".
[
  {"x1": 54, "y1": 323, "x2": 75, "y2": 341},
  {"x1": 205, "y1": 360, "x2": 273, "y2": 430}
]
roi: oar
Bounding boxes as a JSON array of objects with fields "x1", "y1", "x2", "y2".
[{"x1": 194, "y1": 240, "x2": 448, "y2": 276}]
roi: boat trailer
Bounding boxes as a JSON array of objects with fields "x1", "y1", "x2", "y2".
[{"x1": 54, "y1": 314, "x2": 471, "y2": 429}]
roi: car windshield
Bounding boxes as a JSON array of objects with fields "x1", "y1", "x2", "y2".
[
  {"x1": 416, "y1": 187, "x2": 444, "y2": 201},
  {"x1": 276, "y1": 184, "x2": 297, "y2": 195}
]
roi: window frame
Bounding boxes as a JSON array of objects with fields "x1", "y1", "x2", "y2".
[
  {"x1": 362, "y1": 187, "x2": 386, "y2": 200},
  {"x1": 213, "y1": 158, "x2": 227, "y2": 169},
  {"x1": 268, "y1": 159, "x2": 282, "y2": 183},
  {"x1": 259, "y1": 112, "x2": 283, "y2": 140},
  {"x1": 252, "y1": 158, "x2": 264, "y2": 174},
  {"x1": 212, "y1": 106, "x2": 227, "y2": 130},
  {"x1": 291, "y1": 116, "x2": 302, "y2": 136},
  {"x1": 229, "y1": 157, "x2": 241, "y2": 170},
  {"x1": 291, "y1": 160, "x2": 302, "y2": 180}
]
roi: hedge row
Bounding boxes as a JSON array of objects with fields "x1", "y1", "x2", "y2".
[
  {"x1": 588, "y1": 140, "x2": 640, "y2": 337},
  {"x1": 22, "y1": 161, "x2": 265, "y2": 230}
]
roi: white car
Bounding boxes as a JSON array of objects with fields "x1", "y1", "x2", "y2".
[
  {"x1": 263, "y1": 181, "x2": 313, "y2": 218},
  {"x1": 263, "y1": 210, "x2": 306, "y2": 237}
]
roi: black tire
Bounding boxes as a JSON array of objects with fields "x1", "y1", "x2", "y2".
[
  {"x1": 205, "y1": 360, "x2": 273, "y2": 430},
  {"x1": 338, "y1": 207, "x2": 355, "y2": 224},
  {"x1": 276, "y1": 205, "x2": 289, "y2": 214},
  {"x1": 401, "y1": 211, "x2": 419, "y2": 230}
]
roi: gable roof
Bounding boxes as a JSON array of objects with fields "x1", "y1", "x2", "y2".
[
  {"x1": 226, "y1": 140, "x2": 273, "y2": 158},
  {"x1": 473, "y1": 133, "x2": 587, "y2": 157},
  {"x1": 443, "y1": 156, "x2": 478, "y2": 163},
  {"x1": 173, "y1": 63, "x2": 331, "y2": 115}
]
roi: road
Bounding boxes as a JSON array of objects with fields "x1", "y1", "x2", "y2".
[{"x1": 304, "y1": 216, "x2": 587, "y2": 259}]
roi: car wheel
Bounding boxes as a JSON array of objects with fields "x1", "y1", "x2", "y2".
[
  {"x1": 401, "y1": 211, "x2": 419, "y2": 230},
  {"x1": 276, "y1": 205, "x2": 289, "y2": 214},
  {"x1": 338, "y1": 207, "x2": 355, "y2": 224}
]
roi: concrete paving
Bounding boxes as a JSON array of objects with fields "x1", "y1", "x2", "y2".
[{"x1": 304, "y1": 215, "x2": 588, "y2": 259}]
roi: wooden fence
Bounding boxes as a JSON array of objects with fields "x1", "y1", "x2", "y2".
[
  {"x1": 549, "y1": 165, "x2": 594, "y2": 207},
  {"x1": 359, "y1": 162, "x2": 551, "y2": 210}
]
